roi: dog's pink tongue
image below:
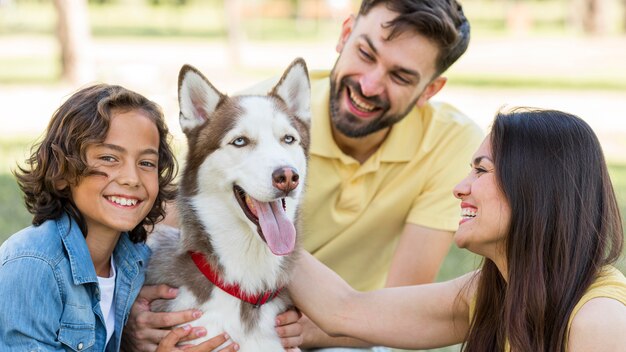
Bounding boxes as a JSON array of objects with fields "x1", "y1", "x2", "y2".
[{"x1": 251, "y1": 198, "x2": 296, "y2": 256}]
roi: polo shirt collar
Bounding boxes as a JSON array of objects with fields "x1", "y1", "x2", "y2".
[{"x1": 309, "y1": 77, "x2": 420, "y2": 164}]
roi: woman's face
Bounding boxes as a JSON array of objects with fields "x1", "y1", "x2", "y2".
[{"x1": 452, "y1": 136, "x2": 511, "y2": 260}]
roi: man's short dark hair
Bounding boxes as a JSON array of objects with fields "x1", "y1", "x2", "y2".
[{"x1": 358, "y1": 0, "x2": 470, "y2": 77}]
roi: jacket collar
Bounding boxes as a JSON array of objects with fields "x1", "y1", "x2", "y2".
[{"x1": 56, "y1": 213, "x2": 150, "y2": 286}]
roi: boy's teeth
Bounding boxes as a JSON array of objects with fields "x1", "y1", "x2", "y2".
[{"x1": 109, "y1": 196, "x2": 138, "y2": 206}]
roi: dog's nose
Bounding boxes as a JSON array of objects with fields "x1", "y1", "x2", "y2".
[{"x1": 272, "y1": 167, "x2": 299, "y2": 194}]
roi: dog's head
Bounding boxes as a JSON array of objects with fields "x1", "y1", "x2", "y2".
[{"x1": 177, "y1": 58, "x2": 310, "y2": 256}]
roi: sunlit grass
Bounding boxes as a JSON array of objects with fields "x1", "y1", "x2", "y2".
[
  {"x1": 448, "y1": 73, "x2": 626, "y2": 91},
  {"x1": 0, "y1": 55, "x2": 60, "y2": 85},
  {"x1": 1, "y1": 0, "x2": 624, "y2": 89},
  {"x1": 0, "y1": 0, "x2": 589, "y2": 39}
]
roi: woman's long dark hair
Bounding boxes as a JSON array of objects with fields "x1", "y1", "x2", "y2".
[
  {"x1": 463, "y1": 108, "x2": 623, "y2": 352},
  {"x1": 14, "y1": 84, "x2": 178, "y2": 243}
]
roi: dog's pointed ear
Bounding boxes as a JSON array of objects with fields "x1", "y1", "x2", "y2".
[
  {"x1": 271, "y1": 58, "x2": 311, "y2": 123},
  {"x1": 178, "y1": 64, "x2": 225, "y2": 134}
]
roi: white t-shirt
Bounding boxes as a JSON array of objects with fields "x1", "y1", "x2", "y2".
[{"x1": 97, "y1": 256, "x2": 116, "y2": 346}]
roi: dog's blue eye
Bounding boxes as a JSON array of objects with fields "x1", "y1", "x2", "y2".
[
  {"x1": 232, "y1": 137, "x2": 248, "y2": 147},
  {"x1": 283, "y1": 135, "x2": 296, "y2": 144}
]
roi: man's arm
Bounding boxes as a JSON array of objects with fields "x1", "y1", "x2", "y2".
[{"x1": 385, "y1": 223, "x2": 454, "y2": 287}]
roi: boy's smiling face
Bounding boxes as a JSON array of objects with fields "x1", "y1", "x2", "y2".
[{"x1": 70, "y1": 109, "x2": 160, "y2": 239}]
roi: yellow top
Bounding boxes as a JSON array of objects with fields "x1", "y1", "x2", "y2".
[
  {"x1": 301, "y1": 71, "x2": 484, "y2": 291},
  {"x1": 468, "y1": 266, "x2": 626, "y2": 351},
  {"x1": 565, "y1": 266, "x2": 626, "y2": 346}
]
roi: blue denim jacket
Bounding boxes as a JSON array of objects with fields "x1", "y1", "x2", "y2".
[{"x1": 0, "y1": 213, "x2": 151, "y2": 351}]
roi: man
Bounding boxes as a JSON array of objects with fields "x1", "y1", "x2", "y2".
[{"x1": 123, "y1": 1, "x2": 483, "y2": 351}]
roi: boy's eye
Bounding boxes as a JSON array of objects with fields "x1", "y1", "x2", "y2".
[
  {"x1": 99, "y1": 155, "x2": 117, "y2": 162},
  {"x1": 140, "y1": 160, "x2": 157, "y2": 168}
]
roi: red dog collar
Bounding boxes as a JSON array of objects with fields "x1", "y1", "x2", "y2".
[{"x1": 188, "y1": 251, "x2": 283, "y2": 307}]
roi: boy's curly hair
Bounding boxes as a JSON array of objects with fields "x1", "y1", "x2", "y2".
[{"x1": 14, "y1": 84, "x2": 178, "y2": 243}]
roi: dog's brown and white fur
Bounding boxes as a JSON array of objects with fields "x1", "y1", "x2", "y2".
[{"x1": 145, "y1": 58, "x2": 311, "y2": 351}]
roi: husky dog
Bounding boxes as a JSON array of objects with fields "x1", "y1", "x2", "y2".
[{"x1": 145, "y1": 58, "x2": 311, "y2": 351}]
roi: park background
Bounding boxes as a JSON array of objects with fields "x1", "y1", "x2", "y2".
[{"x1": 0, "y1": 0, "x2": 625, "y2": 351}]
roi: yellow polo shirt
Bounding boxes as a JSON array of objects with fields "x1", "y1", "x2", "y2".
[{"x1": 301, "y1": 72, "x2": 484, "y2": 291}]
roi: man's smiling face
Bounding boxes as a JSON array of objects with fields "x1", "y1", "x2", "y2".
[{"x1": 329, "y1": 4, "x2": 443, "y2": 138}]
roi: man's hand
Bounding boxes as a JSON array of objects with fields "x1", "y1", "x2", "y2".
[
  {"x1": 155, "y1": 325, "x2": 238, "y2": 352},
  {"x1": 276, "y1": 308, "x2": 303, "y2": 351},
  {"x1": 297, "y1": 313, "x2": 371, "y2": 349},
  {"x1": 122, "y1": 284, "x2": 207, "y2": 352},
  {"x1": 124, "y1": 285, "x2": 305, "y2": 351}
]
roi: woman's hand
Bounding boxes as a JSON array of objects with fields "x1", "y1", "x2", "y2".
[{"x1": 156, "y1": 325, "x2": 239, "y2": 352}]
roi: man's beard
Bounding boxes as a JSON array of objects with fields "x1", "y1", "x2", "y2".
[{"x1": 329, "y1": 71, "x2": 418, "y2": 138}]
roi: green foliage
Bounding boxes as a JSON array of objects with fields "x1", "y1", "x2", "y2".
[
  {"x1": 0, "y1": 138, "x2": 36, "y2": 242},
  {"x1": 0, "y1": 55, "x2": 59, "y2": 85},
  {"x1": 0, "y1": 0, "x2": 617, "y2": 40},
  {"x1": 0, "y1": 138, "x2": 34, "y2": 175},
  {"x1": 448, "y1": 74, "x2": 626, "y2": 92},
  {"x1": 609, "y1": 164, "x2": 626, "y2": 272},
  {"x1": 1, "y1": 0, "x2": 624, "y2": 89},
  {"x1": 0, "y1": 173, "x2": 31, "y2": 243}
]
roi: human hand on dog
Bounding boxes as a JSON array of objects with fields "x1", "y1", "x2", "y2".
[
  {"x1": 156, "y1": 325, "x2": 239, "y2": 352},
  {"x1": 276, "y1": 308, "x2": 303, "y2": 351},
  {"x1": 124, "y1": 285, "x2": 304, "y2": 351},
  {"x1": 122, "y1": 284, "x2": 207, "y2": 352},
  {"x1": 297, "y1": 313, "x2": 329, "y2": 348},
  {"x1": 294, "y1": 313, "x2": 373, "y2": 349}
]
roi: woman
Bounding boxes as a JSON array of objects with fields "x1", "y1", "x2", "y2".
[{"x1": 289, "y1": 108, "x2": 626, "y2": 351}]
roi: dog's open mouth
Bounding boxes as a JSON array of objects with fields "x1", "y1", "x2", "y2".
[{"x1": 234, "y1": 185, "x2": 296, "y2": 256}]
